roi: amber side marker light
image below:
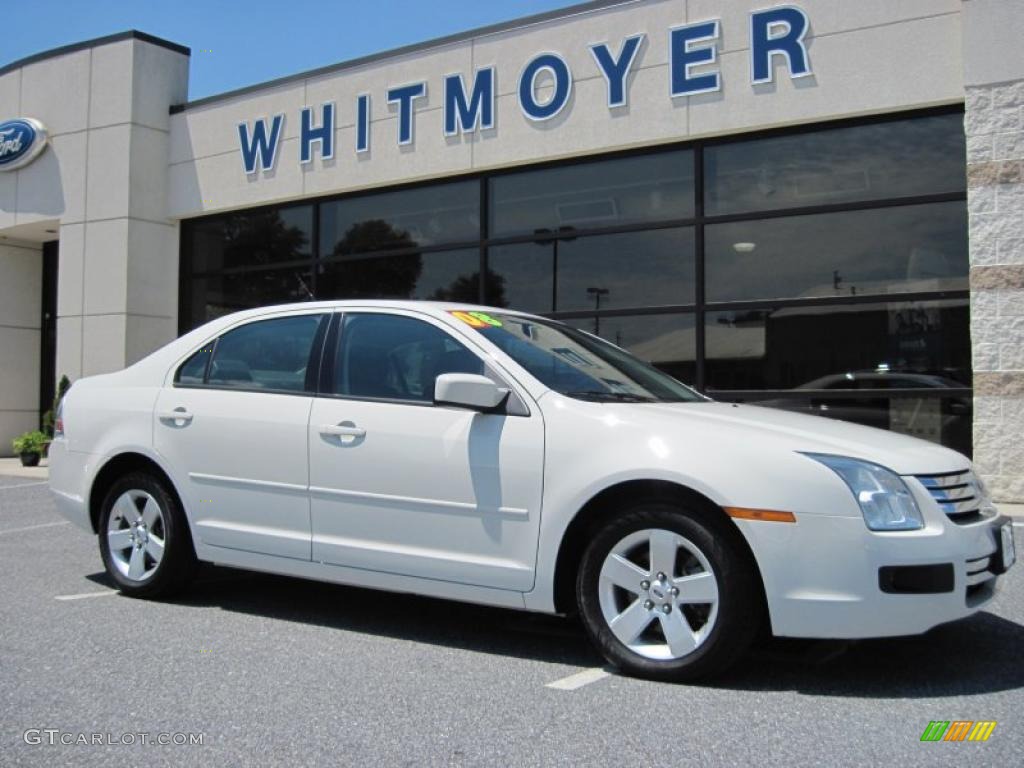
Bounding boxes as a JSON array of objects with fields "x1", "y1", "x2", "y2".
[{"x1": 724, "y1": 507, "x2": 797, "y2": 523}]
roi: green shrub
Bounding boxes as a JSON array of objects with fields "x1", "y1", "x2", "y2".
[{"x1": 12, "y1": 430, "x2": 48, "y2": 455}]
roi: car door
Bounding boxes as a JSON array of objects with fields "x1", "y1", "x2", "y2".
[
  {"x1": 154, "y1": 311, "x2": 328, "y2": 561},
  {"x1": 308, "y1": 310, "x2": 544, "y2": 591}
]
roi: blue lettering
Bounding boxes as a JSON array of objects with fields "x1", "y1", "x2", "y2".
[
  {"x1": 237, "y1": 115, "x2": 284, "y2": 174},
  {"x1": 590, "y1": 35, "x2": 644, "y2": 108},
  {"x1": 519, "y1": 53, "x2": 572, "y2": 121},
  {"x1": 386, "y1": 82, "x2": 427, "y2": 145},
  {"x1": 444, "y1": 69, "x2": 495, "y2": 135},
  {"x1": 750, "y1": 6, "x2": 812, "y2": 84},
  {"x1": 300, "y1": 103, "x2": 334, "y2": 163},
  {"x1": 670, "y1": 21, "x2": 720, "y2": 96}
]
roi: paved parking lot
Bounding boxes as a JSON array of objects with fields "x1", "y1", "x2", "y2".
[{"x1": 2, "y1": 473, "x2": 1022, "y2": 767}]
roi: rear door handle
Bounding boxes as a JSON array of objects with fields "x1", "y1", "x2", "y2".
[
  {"x1": 159, "y1": 408, "x2": 194, "y2": 424},
  {"x1": 319, "y1": 423, "x2": 366, "y2": 439}
]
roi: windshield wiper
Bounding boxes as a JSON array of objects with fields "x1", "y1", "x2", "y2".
[{"x1": 565, "y1": 391, "x2": 656, "y2": 403}]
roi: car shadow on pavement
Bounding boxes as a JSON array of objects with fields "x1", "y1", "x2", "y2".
[{"x1": 85, "y1": 565, "x2": 1024, "y2": 696}]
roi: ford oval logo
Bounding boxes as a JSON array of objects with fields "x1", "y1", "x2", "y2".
[{"x1": 0, "y1": 118, "x2": 49, "y2": 171}]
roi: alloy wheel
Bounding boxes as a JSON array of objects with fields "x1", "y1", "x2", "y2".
[{"x1": 597, "y1": 528, "x2": 720, "y2": 660}]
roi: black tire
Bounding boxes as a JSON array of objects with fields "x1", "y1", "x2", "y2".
[
  {"x1": 576, "y1": 502, "x2": 763, "y2": 682},
  {"x1": 98, "y1": 471, "x2": 197, "y2": 598}
]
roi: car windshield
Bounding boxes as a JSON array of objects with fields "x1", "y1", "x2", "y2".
[{"x1": 449, "y1": 310, "x2": 705, "y2": 403}]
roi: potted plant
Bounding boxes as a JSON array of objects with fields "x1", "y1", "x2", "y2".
[{"x1": 12, "y1": 430, "x2": 48, "y2": 467}]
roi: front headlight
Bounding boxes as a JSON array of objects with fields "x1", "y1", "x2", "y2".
[{"x1": 803, "y1": 453, "x2": 924, "y2": 531}]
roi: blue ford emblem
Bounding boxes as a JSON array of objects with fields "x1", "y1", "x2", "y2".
[{"x1": 0, "y1": 118, "x2": 48, "y2": 171}]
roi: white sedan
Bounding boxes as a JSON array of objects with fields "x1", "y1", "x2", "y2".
[{"x1": 49, "y1": 301, "x2": 1015, "y2": 681}]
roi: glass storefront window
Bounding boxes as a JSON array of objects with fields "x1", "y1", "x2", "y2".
[
  {"x1": 704, "y1": 299, "x2": 971, "y2": 391},
  {"x1": 177, "y1": 111, "x2": 971, "y2": 454},
  {"x1": 489, "y1": 151, "x2": 694, "y2": 237},
  {"x1": 565, "y1": 313, "x2": 697, "y2": 385},
  {"x1": 704, "y1": 113, "x2": 967, "y2": 215},
  {"x1": 317, "y1": 248, "x2": 481, "y2": 301},
  {"x1": 186, "y1": 206, "x2": 312, "y2": 273},
  {"x1": 186, "y1": 268, "x2": 314, "y2": 328},
  {"x1": 705, "y1": 202, "x2": 968, "y2": 302},
  {"x1": 319, "y1": 181, "x2": 479, "y2": 258},
  {"x1": 488, "y1": 228, "x2": 696, "y2": 313}
]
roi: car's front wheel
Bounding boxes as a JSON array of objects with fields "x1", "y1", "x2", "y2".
[
  {"x1": 98, "y1": 472, "x2": 196, "y2": 598},
  {"x1": 576, "y1": 503, "x2": 762, "y2": 682}
]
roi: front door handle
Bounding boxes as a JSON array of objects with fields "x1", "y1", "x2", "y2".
[
  {"x1": 319, "y1": 423, "x2": 366, "y2": 439},
  {"x1": 158, "y1": 408, "x2": 194, "y2": 424}
]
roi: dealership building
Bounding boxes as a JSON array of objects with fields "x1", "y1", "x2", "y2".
[{"x1": 0, "y1": 0, "x2": 1022, "y2": 500}]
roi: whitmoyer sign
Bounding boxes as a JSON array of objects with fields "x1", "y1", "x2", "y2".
[{"x1": 237, "y1": 6, "x2": 812, "y2": 174}]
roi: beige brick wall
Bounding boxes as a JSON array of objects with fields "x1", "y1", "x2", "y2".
[{"x1": 966, "y1": 80, "x2": 1024, "y2": 502}]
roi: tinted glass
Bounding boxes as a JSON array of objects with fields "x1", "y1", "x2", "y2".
[
  {"x1": 207, "y1": 315, "x2": 323, "y2": 392},
  {"x1": 187, "y1": 268, "x2": 314, "y2": 329},
  {"x1": 455, "y1": 312, "x2": 700, "y2": 402},
  {"x1": 704, "y1": 114, "x2": 967, "y2": 215},
  {"x1": 317, "y1": 248, "x2": 481, "y2": 301},
  {"x1": 705, "y1": 202, "x2": 968, "y2": 302},
  {"x1": 333, "y1": 314, "x2": 484, "y2": 402},
  {"x1": 704, "y1": 299, "x2": 971, "y2": 391},
  {"x1": 175, "y1": 345, "x2": 214, "y2": 385},
  {"x1": 319, "y1": 182, "x2": 479, "y2": 258},
  {"x1": 488, "y1": 228, "x2": 695, "y2": 314},
  {"x1": 489, "y1": 151, "x2": 694, "y2": 237},
  {"x1": 187, "y1": 206, "x2": 313, "y2": 273},
  {"x1": 564, "y1": 313, "x2": 697, "y2": 385}
]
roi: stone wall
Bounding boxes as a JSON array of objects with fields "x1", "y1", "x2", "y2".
[{"x1": 966, "y1": 79, "x2": 1024, "y2": 502}]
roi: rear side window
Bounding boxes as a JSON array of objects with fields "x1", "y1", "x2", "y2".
[
  {"x1": 175, "y1": 345, "x2": 214, "y2": 385},
  {"x1": 331, "y1": 313, "x2": 484, "y2": 402},
  {"x1": 178, "y1": 314, "x2": 325, "y2": 392}
]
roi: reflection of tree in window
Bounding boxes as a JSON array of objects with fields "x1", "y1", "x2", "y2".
[
  {"x1": 222, "y1": 211, "x2": 309, "y2": 268},
  {"x1": 320, "y1": 220, "x2": 422, "y2": 299},
  {"x1": 430, "y1": 269, "x2": 508, "y2": 307}
]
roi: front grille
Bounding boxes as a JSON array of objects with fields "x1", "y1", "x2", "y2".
[{"x1": 915, "y1": 470, "x2": 992, "y2": 525}]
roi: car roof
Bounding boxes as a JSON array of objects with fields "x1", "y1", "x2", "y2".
[{"x1": 212, "y1": 300, "x2": 543, "y2": 325}]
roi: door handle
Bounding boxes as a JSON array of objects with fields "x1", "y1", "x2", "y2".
[
  {"x1": 159, "y1": 408, "x2": 194, "y2": 424},
  {"x1": 319, "y1": 423, "x2": 366, "y2": 439}
]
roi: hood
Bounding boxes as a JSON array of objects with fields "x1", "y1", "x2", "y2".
[{"x1": 616, "y1": 401, "x2": 969, "y2": 476}]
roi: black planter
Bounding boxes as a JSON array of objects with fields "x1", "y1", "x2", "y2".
[{"x1": 19, "y1": 452, "x2": 40, "y2": 467}]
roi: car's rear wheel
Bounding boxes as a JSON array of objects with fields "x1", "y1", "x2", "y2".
[
  {"x1": 576, "y1": 503, "x2": 762, "y2": 682},
  {"x1": 98, "y1": 472, "x2": 196, "y2": 598}
]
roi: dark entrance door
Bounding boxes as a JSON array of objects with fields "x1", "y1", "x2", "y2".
[{"x1": 40, "y1": 240, "x2": 58, "y2": 422}]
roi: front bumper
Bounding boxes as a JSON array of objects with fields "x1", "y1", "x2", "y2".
[
  {"x1": 736, "y1": 507, "x2": 1013, "y2": 639},
  {"x1": 48, "y1": 439, "x2": 95, "y2": 532}
]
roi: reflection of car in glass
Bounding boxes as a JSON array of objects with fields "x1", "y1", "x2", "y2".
[
  {"x1": 750, "y1": 371, "x2": 971, "y2": 454},
  {"x1": 49, "y1": 303, "x2": 1013, "y2": 682}
]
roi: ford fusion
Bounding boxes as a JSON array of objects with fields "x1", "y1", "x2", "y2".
[{"x1": 49, "y1": 302, "x2": 1016, "y2": 681}]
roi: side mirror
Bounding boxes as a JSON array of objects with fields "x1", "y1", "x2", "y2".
[{"x1": 434, "y1": 373, "x2": 509, "y2": 412}]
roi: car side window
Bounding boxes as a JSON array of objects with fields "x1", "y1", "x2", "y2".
[
  {"x1": 198, "y1": 314, "x2": 325, "y2": 392},
  {"x1": 175, "y1": 345, "x2": 214, "y2": 385},
  {"x1": 332, "y1": 313, "x2": 485, "y2": 402}
]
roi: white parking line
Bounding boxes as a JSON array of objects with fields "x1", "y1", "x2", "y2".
[
  {"x1": 55, "y1": 590, "x2": 118, "y2": 601},
  {"x1": 545, "y1": 667, "x2": 610, "y2": 690},
  {"x1": 0, "y1": 481, "x2": 48, "y2": 491},
  {"x1": 0, "y1": 521, "x2": 69, "y2": 535}
]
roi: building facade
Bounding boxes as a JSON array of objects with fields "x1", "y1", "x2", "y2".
[{"x1": 1, "y1": 0, "x2": 1022, "y2": 501}]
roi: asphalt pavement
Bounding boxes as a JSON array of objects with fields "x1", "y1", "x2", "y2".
[{"x1": 2, "y1": 473, "x2": 1022, "y2": 767}]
